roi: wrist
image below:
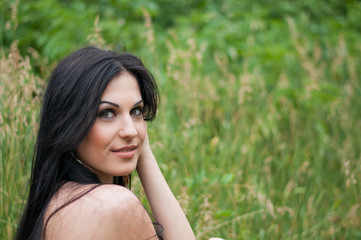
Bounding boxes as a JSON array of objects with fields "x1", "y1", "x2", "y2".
[{"x1": 137, "y1": 150, "x2": 156, "y2": 172}]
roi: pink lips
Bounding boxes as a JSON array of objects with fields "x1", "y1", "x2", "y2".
[{"x1": 111, "y1": 145, "x2": 137, "y2": 159}]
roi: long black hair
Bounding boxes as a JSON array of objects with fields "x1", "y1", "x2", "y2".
[{"x1": 16, "y1": 46, "x2": 159, "y2": 240}]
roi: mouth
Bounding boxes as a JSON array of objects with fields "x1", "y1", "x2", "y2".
[
  {"x1": 112, "y1": 145, "x2": 137, "y2": 152},
  {"x1": 111, "y1": 145, "x2": 137, "y2": 158}
]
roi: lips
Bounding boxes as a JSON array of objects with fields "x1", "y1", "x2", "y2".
[{"x1": 111, "y1": 145, "x2": 137, "y2": 158}]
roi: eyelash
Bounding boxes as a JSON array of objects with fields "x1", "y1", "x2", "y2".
[
  {"x1": 130, "y1": 107, "x2": 144, "y2": 117},
  {"x1": 97, "y1": 109, "x2": 115, "y2": 120},
  {"x1": 98, "y1": 107, "x2": 144, "y2": 120}
]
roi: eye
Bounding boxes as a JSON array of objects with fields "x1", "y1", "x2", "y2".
[
  {"x1": 98, "y1": 109, "x2": 116, "y2": 119},
  {"x1": 130, "y1": 107, "x2": 143, "y2": 117}
]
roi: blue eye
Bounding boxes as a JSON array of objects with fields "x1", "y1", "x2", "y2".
[
  {"x1": 98, "y1": 109, "x2": 116, "y2": 119},
  {"x1": 130, "y1": 107, "x2": 143, "y2": 117}
]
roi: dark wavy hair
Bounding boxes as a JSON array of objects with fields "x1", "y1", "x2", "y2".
[{"x1": 16, "y1": 46, "x2": 159, "y2": 240}]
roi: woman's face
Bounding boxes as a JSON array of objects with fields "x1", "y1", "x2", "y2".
[{"x1": 76, "y1": 71, "x2": 146, "y2": 183}]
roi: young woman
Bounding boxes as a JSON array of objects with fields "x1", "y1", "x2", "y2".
[{"x1": 16, "y1": 47, "x2": 196, "y2": 240}]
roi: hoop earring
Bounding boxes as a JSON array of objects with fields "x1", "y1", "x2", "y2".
[{"x1": 71, "y1": 151, "x2": 83, "y2": 166}]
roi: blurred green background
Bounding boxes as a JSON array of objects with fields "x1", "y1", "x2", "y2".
[{"x1": 1, "y1": 0, "x2": 361, "y2": 239}]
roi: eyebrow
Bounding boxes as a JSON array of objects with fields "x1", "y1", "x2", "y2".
[{"x1": 99, "y1": 99, "x2": 143, "y2": 108}]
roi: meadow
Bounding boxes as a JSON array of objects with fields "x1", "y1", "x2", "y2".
[{"x1": 1, "y1": 1, "x2": 361, "y2": 239}]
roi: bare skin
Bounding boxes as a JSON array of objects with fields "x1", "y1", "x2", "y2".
[
  {"x1": 137, "y1": 133, "x2": 196, "y2": 240},
  {"x1": 44, "y1": 133, "x2": 196, "y2": 240},
  {"x1": 43, "y1": 72, "x2": 195, "y2": 239},
  {"x1": 44, "y1": 183, "x2": 157, "y2": 240}
]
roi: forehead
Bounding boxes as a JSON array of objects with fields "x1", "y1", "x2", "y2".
[{"x1": 100, "y1": 71, "x2": 141, "y2": 101}]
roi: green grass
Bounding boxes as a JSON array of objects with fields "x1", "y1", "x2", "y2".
[{"x1": 1, "y1": 2, "x2": 361, "y2": 239}]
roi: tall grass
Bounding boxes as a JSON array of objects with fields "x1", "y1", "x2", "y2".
[
  {"x1": 0, "y1": 42, "x2": 44, "y2": 239},
  {"x1": 1, "y1": 9, "x2": 361, "y2": 240}
]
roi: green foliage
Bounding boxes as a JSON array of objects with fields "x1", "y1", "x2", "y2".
[{"x1": 1, "y1": 0, "x2": 361, "y2": 239}]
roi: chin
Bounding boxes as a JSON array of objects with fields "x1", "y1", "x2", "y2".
[{"x1": 115, "y1": 164, "x2": 137, "y2": 176}]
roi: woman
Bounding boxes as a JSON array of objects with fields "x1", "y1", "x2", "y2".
[{"x1": 16, "y1": 47, "x2": 195, "y2": 240}]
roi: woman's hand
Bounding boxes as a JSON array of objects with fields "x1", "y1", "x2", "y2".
[
  {"x1": 137, "y1": 131, "x2": 155, "y2": 172},
  {"x1": 135, "y1": 131, "x2": 196, "y2": 239}
]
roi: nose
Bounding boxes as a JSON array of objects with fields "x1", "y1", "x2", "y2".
[{"x1": 118, "y1": 115, "x2": 137, "y2": 139}]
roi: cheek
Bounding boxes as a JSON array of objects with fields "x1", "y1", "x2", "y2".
[
  {"x1": 78, "y1": 124, "x2": 112, "y2": 155},
  {"x1": 137, "y1": 121, "x2": 146, "y2": 145},
  {"x1": 86, "y1": 127, "x2": 104, "y2": 147}
]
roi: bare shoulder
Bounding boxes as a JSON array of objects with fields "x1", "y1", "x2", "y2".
[{"x1": 45, "y1": 183, "x2": 157, "y2": 240}]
